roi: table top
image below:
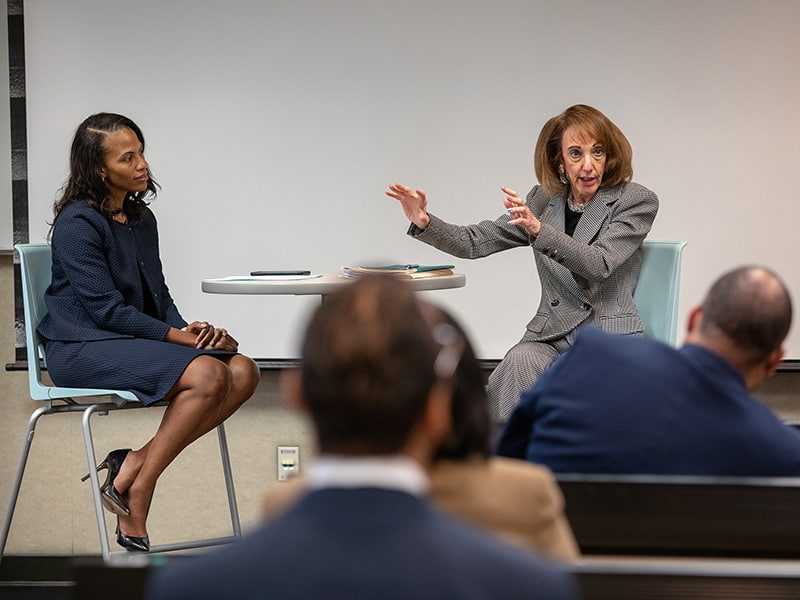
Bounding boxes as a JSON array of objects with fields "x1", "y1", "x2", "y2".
[{"x1": 201, "y1": 272, "x2": 466, "y2": 295}]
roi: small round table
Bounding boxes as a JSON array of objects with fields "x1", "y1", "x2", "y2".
[{"x1": 201, "y1": 272, "x2": 466, "y2": 296}]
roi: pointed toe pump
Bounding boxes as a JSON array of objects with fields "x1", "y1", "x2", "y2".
[
  {"x1": 81, "y1": 448, "x2": 132, "y2": 516},
  {"x1": 115, "y1": 517, "x2": 150, "y2": 553}
]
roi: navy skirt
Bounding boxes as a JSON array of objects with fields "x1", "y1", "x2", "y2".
[{"x1": 43, "y1": 338, "x2": 237, "y2": 406}]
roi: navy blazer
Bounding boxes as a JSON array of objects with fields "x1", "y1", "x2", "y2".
[
  {"x1": 497, "y1": 327, "x2": 800, "y2": 476},
  {"x1": 146, "y1": 488, "x2": 578, "y2": 600},
  {"x1": 38, "y1": 200, "x2": 187, "y2": 343}
]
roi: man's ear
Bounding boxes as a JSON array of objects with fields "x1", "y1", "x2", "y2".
[
  {"x1": 686, "y1": 305, "x2": 702, "y2": 334},
  {"x1": 280, "y1": 368, "x2": 308, "y2": 413},
  {"x1": 744, "y1": 346, "x2": 786, "y2": 392},
  {"x1": 764, "y1": 346, "x2": 785, "y2": 379}
]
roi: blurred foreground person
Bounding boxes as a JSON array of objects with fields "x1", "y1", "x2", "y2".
[{"x1": 262, "y1": 303, "x2": 579, "y2": 560}]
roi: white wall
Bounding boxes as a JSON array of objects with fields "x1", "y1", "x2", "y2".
[{"x1": 23, "y1": 0, "x2": 800, "y2": 358}]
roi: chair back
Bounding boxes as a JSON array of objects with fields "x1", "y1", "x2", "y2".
[
  {"x1": 633, "y1": 241, "x2": 687, "y2": 346},
  {"x1": 16, "y1": 243, "x2": 56, "y2": 400}
]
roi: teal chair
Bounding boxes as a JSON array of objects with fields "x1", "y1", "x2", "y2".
[
  {"x1": 1, "y1": 243, "x2": 242, "y2": 564},
  {"x1": 633, "y1": 240, "x2": 688, "y2": 346}
]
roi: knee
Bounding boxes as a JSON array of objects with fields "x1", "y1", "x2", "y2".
[
  {"x1": 230, "y1": 355, "x2": 260, "y2": 399},
  {"x1": 503, "y1": 342, "x2": 535, "y2": 363},
  {"x1": 500, "y1": 341, "x2": 559, "y2": 374},
  {"x1": 188, "y1": 356, "x2": 233, "y2": 400}
]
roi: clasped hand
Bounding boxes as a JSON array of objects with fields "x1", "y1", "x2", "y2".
[{"x1": 185, "y1": 321, "x2": 239, "y2": 351}]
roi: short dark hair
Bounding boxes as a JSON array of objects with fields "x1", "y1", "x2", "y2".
[
  {"x1": 700, "y1": 266, "x2": 793, "y2": 363},
  {"x1": 52, "y1": 112, "x2": 158, "y2": 229},
  {"x1": 534, "y1": 104, "x2": 633, "y2": 196},
  {"x1": 300, "y1": 275, "x2": 443, "y2": 455}
]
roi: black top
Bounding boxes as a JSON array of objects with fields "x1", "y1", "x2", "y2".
[{"x1": 565, "y1": 206, "x2": 582, "y2": 237}]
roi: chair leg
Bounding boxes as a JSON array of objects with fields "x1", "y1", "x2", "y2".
[
  {"x1": 75, "y1": 407, "x2": 241, "y2": 563},
  {"x1": 82, "y1": 404, "x2": 113, "y2": 563},
  {"x1": 216, "y1": 423, "x2": 242, "y2": 537},
  {"x1": 135, "y1": 423, "x2": 242, "y2": 557},
  {"x1": 81, "y1": 412, "x2": 241, "y2": 563},
  {"x1": 0, "y1": 405, "x2": 52, "y2": 564}
]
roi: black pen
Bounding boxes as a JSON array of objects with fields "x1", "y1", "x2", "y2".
[{"x1": 250, "y1": 270, "x2": 311, "y2": 276}]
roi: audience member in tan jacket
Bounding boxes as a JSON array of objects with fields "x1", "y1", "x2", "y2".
[{"x1": 263, "y1": 305, "x2": 579, "y2": 562}]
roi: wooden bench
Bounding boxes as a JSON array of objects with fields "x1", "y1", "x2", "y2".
[
  {"x1": 557, "y1": 474, "x2": 800, "y2": 558},
  {"x1": 574, "y1": 557, "x2": 800, "y2": 600}
]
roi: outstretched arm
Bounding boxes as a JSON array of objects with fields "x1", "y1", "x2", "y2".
[{"x1": 386, "y1": 183, "x2": 431, "y2": 229}]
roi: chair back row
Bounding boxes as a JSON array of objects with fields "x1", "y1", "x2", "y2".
[
  {"x1": 17, "y1": 243, "x2": 57, "y2": 400},
  {"x1": 17, "y1": 243, "x2": 139, "y2": 404},
  {"x1": 634, "y1": 240, "x2": 687, "y2": 346}
]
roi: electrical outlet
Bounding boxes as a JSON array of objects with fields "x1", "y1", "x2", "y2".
[{"x1": 277, "y1": 446, "x2": 300, "y2": 481}]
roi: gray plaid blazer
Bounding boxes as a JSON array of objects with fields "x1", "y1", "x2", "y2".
[{"x1": 409, "y1": 182, "x2": 658, "y2": 342}]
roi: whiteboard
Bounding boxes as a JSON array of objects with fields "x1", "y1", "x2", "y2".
[{"x1": 24, "y1": 0, "x2": 800, "y2": 359}]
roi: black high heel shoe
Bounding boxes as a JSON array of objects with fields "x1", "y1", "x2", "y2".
[
  {"x1": 115, "y1": 517, "x2": 150, "y2": 553},
  {"x1": 81, "y1": 449, "x2": 132, "y2": 516}
]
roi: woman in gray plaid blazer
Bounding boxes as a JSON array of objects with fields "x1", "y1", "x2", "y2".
[{"x1": 387, "y1": 104, "x2": 658, "y2": 420}]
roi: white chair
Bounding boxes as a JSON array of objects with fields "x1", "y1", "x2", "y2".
[
  {"x1": 1, "y1": 243, "x2": 242, "y2": 564},
  {"x1": 633, "y1": 241, "x2": 688, "y2": 346}
]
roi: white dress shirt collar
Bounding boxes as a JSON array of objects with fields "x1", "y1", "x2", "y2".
[{"x1": 307, "y1": 454, "x2": 430, "y2": 497}]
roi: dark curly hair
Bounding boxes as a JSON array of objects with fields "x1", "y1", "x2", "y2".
[{"x1": 50, "y1": 112, "x2": 159, "y2": 232}]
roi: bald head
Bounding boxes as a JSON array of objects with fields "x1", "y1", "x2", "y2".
[{"x1": 698, "y1": 266, "x2": 792, "y2": 364}]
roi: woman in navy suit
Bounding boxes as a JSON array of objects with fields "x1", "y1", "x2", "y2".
[
  {"x1": 387, "y1": 104, "x2": 658, "y2": 419},
  {"x1": 38, "y1": 113, "x2": 260, "y2": 552}
]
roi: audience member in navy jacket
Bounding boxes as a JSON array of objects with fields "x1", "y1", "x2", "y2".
[
  {"x1": 39, "y1": 113, "x2": 259, "y2": 552},
  {"x1": 147, "y1": 275, "x2": 578, "y2": 600},
  {"x1": 497, "y1": 265, "x2": 800, "y2": 476}
]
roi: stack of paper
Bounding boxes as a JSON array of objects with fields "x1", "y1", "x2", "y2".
[{"x1": 341, "y1": 264, "x2": 455, "y2": 279}]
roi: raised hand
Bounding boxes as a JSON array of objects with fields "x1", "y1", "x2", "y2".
[
  {"x1": 386, "y1": 183, "x2": 431, "y2": 229},
  {"x1": 502, "y1": 186, "x2": 541, "y2": 236}
]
